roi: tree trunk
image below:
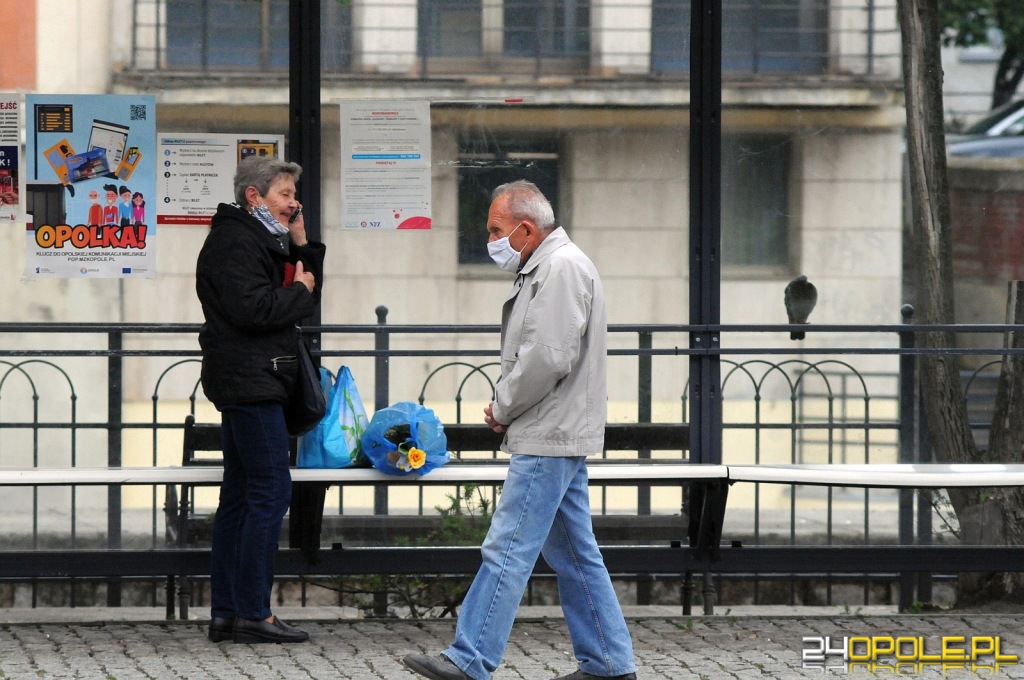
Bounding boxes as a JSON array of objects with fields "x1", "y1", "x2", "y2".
[
  {"x1": 991, "y1": 45, "x2": 1024, "y2": 110},
  {"x1": 989, "y1": 282, "x2": 1024, "y2": 461},
  {"x1": 899, "y1": 0, "x2": 978, "y2": 490},
  {"x1": 965, "y1": 281, "x2": 1024, "y2": 602},
  {"x1": 898, "y1": 0, "x2": 1013, "y2": 605},
  {"x1": 991, "y1": 1, "x2": 1024, "y2": 110}
]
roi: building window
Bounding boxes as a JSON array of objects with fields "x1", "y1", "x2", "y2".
[
  {"x1": 652, "y1": 0, "x2": 828, "y2": 74},
  {"x1": 721, "y1": 134, "x2": 791, "y2": 267},
  {"x1": 425, "y1": 0, "x2": 483, "y2": 57},
  {"x1": 504, "y1": 0, "x2": 589, "y2": 58},
  {"x1": 421, "y1": 0, "x2": 589, "y2": 62},
  {"x1": 456, "y1": 139, "x2": 560, "y2": 265},
  {"x1": 163, "y1": 0, "x2": 351, "y2": 72},
  {"x1": 650, "y1": 0, "x2": 689, "y2": 72}
]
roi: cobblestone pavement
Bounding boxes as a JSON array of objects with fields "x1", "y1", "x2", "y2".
[{"x1": 2, "y1": 607, "x2": 1024, "y2": 679}]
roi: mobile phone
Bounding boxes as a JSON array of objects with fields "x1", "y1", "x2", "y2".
[{"x1": 289, "y1": 207, "x2": 302, "y2": 224}]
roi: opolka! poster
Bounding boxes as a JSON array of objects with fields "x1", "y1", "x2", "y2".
[{"x1": 25, "y1": 94, "x2": 156, "y2": 278}]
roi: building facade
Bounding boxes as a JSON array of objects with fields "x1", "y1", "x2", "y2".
[{"x1": 1, "y1": 0, "x2": 906, "y2": 411}]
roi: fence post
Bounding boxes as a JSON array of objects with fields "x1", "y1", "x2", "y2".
[
  {"x1": 373, "y1": 304, "x2": 390, "y2": 515},
  {"x1": 637, "y1": 330, "x2": 653, "y2": 605},
  {"x1": 372, "y1": 305, "x2": 391, "y2": 616},
  {"x1": 689, "y1": 0, "x2": 723, "y2": 618},
  {"x1": 897, "y1": 304, "x2": 916, "y2": 611},
  {"x1": 107, "y1": 329, "x2": 123, "y2": 606}
]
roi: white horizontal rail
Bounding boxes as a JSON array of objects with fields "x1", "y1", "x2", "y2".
[
  {"x1": 727, "y1": 463, "x2": 1024, "y2": 488},
  {"x1": 5, "y1": 463, "x2": 1024, "y2": 489},
  {"x1": 0, "y1": 463, "x2": 727, "y2": 486}
]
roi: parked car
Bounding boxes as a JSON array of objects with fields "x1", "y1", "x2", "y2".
[
  {"x1": 947, "y1": 98, "x2": 1024, "y2": 144},
  {"x1": 947, "y1": 135, "x2": 1024, "y2": 158}
]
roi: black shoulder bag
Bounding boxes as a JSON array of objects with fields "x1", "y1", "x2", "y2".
[{"x1": 284, "y1": 337, "x2": 327, "y2": 437}]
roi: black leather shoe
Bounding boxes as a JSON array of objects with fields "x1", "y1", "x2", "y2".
[
  {"x1": 208, "y1": 616, "x2": 233, "y2": 642},
  {"x1": 232, "y1": 616, "x2": 309, "y2": 644},
  {"x1": 403, "y1": 653, "x2": 472, "y2": 680}
]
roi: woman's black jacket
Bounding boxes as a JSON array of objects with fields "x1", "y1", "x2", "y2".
[{"x1": 196, "y1": 202, "x2": 326, "y2": 408}]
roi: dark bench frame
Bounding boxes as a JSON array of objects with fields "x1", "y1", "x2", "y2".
[
  {"x1": 11, "y1": 420, "x2": 1024, "y2": 620},
  {"x1": 167, "y1": 415, "x2": 716, "y2": 619}
]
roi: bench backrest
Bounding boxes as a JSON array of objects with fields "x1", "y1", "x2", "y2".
[
  {"x1": 182, "y1": 416, "x2": 690, "y2": 466},
  {"x1": 182, "y1": 414, "x2": 224, "y2": 466}
]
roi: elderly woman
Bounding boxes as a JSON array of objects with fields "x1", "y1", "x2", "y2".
[{"x1": 195, "y1": 157, "x2": 325, "y2": 644}]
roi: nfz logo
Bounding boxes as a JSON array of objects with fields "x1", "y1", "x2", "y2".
[{"x1": 360, "y1": 220, "x2": 382, "y2": 228}]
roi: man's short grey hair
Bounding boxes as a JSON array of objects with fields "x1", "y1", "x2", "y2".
[
  {"x1": 492, "y1": 180, "x2": 556, "y2": 232},
  {"x1": 233, "y1": 157, "x2": 302, "y2": 205}
]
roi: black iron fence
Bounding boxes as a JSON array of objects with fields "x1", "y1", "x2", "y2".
[{"x1": 0, "y1": 307, "x2": 1019, "y2": 612}]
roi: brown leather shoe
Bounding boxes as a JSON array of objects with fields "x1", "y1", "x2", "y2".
[{"x1": 402, "y1": 653, "x2": 472, "y2": 680}]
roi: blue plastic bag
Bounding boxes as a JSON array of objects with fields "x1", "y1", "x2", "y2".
[
  {"x1": 297, "y1": 366, "x2": 369, "y2": 469},
  {"x1": 360, "y1": 401, "x2": 450, "y2": 476}
]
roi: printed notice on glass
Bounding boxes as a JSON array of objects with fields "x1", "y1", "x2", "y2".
[
  {"x1": 340, "y1": 100, "x2": 431, "y2": 230},
  {"x1": 157, "y1": 133, "x2": 283, "y2": 226},
  {"x1": 0, "y1": 94, "x2": 20, "y2": 223}
]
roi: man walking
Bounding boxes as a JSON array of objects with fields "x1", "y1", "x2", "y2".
[{"x1": 403, "y1": 180, "x2": 637, "y2": 680}]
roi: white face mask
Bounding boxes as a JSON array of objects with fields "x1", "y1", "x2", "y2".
[{"x1": 487, "y1": 224, "x2": 524, "y2": 273}]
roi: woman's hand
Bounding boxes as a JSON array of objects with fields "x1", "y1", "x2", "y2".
[
  {"x1": 294, "y1": 260, "x2": 315, "y2": 293},
  {"x1": 288, "y1": 205, "x2": 307, "y2": 246}
]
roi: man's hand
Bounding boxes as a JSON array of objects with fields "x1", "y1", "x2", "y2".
[
  {"x1": 484, "y1": 402, "x2": 507, "y2": 433},
  {"x1": 294, "y1": 260, "x2": 315, "y2": 293}
]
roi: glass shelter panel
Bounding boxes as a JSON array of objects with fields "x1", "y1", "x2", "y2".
[{"x1": 2, "y1": 0, "x2": 926, "y2": 613}]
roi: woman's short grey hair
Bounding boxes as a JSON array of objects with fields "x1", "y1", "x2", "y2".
[
  {"x1": 233, "y1": 157, "x2": 302, "y2": 205},
  {"x1": 492, "y1": 180, "x2": 556, "y2": 232}
]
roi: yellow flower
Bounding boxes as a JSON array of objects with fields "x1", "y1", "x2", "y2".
[{"x1": 407, "y1": 447, "x2": 426, "y2": 469}]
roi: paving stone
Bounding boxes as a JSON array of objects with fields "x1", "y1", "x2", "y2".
[{"x1": 3, "y1": 610, "x2": 1024, "y2": 678}]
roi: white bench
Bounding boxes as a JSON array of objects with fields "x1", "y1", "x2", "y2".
[
  {"x1": 727, "y1": 462, "x2": 1024, "y2": 488},
  {"x1": 0, "y1": 462, "x2": 726, "y2": 486},
  {"x1": 4, "y1": 461, "x2": 1024, "y2": 618},
  {"x1": 4, "y1": 461, "x2": 1019, "y2": 488},
  {"x1": 0, "y1": 449, "x2": 724, "y2": 618}
]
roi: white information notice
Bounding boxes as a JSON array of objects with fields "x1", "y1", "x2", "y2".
[
  {"x1": 157, "y1": 134, "x2": 283, "y2": 226},
  {"x1": 0, "y1": 94, "x2": 20, "y2": 223},
  {"x1": 340, "y1": 100, "x2": 432, "y2": 230}
]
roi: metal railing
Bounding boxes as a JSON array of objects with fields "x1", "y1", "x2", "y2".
[
  {"x1": 0, "y1": 308, "x2": 1019, "y2": 612},
  {"x1": 128, "y1": 0, "x2": 900, "y2": 80}
]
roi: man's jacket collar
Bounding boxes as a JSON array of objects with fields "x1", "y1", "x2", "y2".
[{"x1": 517, "y1": 226, "x2": 569, "y2": 277}]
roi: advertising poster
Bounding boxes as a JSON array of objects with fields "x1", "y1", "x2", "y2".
[
  {"x1": 0, "y1": 94, "x2": 20, "y2": 223},
  {"x1": 156, "y1": 133, "x2": 284, "y2": 226},
  {"x1": 340, "y1": 100, "x2": 431, "y2": 230},
  {"x1": 25, "y1": 94, "x2": 156, "y2": 278}
]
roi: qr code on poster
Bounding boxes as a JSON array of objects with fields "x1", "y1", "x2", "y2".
[{"x1": 130, "y1": 104, "x2": 148, "y2": 121}]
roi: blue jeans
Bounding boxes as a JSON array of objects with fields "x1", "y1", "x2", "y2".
[
  {"x1": 210, "y1": 401, "x2": 292, "y2": 621},
  {"x1": 445, "y1": 455, "x2": 636, "y2": 680}
]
